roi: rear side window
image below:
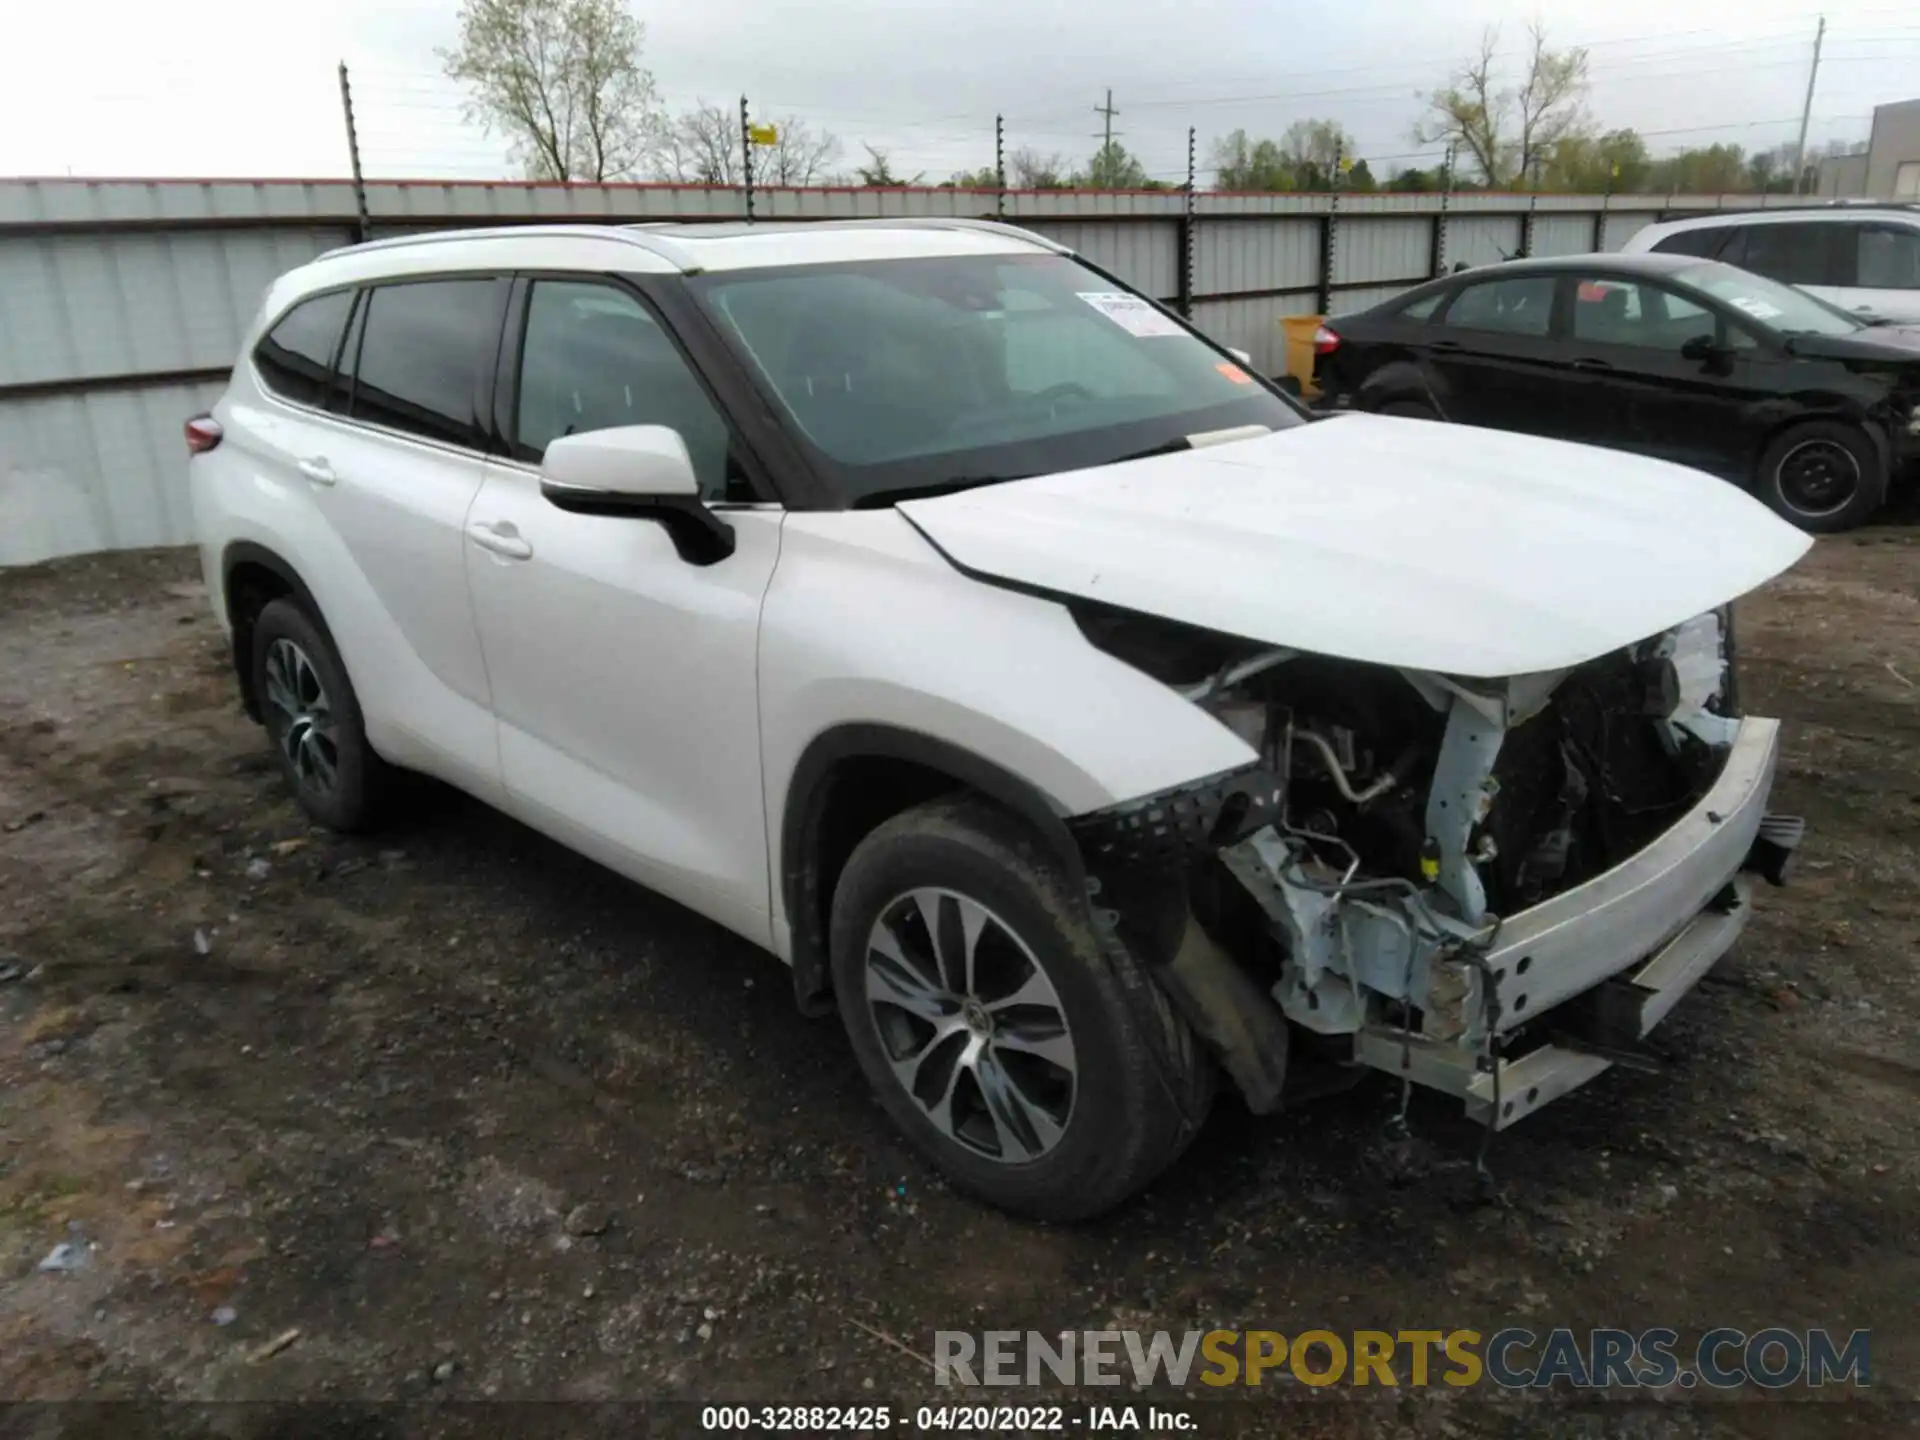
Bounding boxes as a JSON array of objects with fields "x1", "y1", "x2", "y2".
[
  {"x1": 1441, "y1": 276, "x2": 1556, "y2": 337},
  {"x1": 1737, "y1": 223, "x2": 1839, "y2": 287},
  {"x1": 254, "y1": 290, "x2": 353, "y2": 407},
  {"x1": 344, "y1": 279, "x2": 496, "y2": 448},
  {"x1": 1650, "y1": 226, "x2": 1729, "y2": 259},
  {"x1": 1396, "y1": 291, "x2": 1447, "y2": 321}
]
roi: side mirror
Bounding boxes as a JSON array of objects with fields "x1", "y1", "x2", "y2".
[
  {"x1": 1680, "y1": 334, "x2": 1729, "y2": 366},
  {"x1": 539, "y1": 425, "x2": 734, "y2": 565}
]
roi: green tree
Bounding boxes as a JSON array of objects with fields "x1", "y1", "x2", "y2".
[
  {"x1": 1208, "y1": 129, "x2": 1291, "y2": 191},
  {"x1": 1084, "y1": 140, "x2": 1148, "y2": 189},
  {"x1": 1387, "y1": 166, "x2": 1440, "y2": 192},
  {"x1": 1415, "y1": 23, "x2": 1589, "y2": 187},
  {"x1": 1009, "y1": 147, "x2": 1071, "y2": 189},
  {"x1": 854, "y1": 145, "x2": 922, "y2": 187},
  {"x1": 441, "y1": 0, "x2": 662, "y2": 181},
  {"x1": 949, "y1": 165, "x2": 1002, "y2": 189},
  {"x1": 1649, "y1": 143, "x2": 1748, "y2": 194},
  {"x1": 1545, "y1": 128, "x2": 1650, "y2": 192}
]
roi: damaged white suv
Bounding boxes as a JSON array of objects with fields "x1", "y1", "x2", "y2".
[{"x1": 190, "y1": 219, "x2": 1810, "y2": 1218}]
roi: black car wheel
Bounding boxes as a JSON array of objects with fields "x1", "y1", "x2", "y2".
[
  {"x1": 828, "y1": 796, "x2": 1214, "y2": 1220},
  {"x1": 251, "y1": 598, "x2": 395, "y2": 832},
  {"x1": 1756, "y1": 421, "x2": 1887, "y2": 533}
]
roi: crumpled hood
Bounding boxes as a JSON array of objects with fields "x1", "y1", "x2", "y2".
[{"x1": 898, "y1": 415, "x2": 1811, "y2": 678}]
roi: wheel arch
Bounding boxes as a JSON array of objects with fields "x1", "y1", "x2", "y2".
[
  {"x1": 779, "y1": 724, "x2": 1087, "y2": 1016},
  {"x1": 221, "y1": 541, "x2": 330, "y2": 721},
  {"x1": 1356, "y1": 356, "x2": 1441, "y2": 414}
]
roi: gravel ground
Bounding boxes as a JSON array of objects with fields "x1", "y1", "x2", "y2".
[{"x1": 0, "y1": 532, "x2": 1916, "y2": 1440}]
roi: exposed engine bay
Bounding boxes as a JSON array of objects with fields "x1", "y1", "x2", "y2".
[{"x1": 1067, "y1": 603, "x2": 1798, "y2": 1132}]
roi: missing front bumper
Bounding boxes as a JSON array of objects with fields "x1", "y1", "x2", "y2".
[{"x1": 1356, "y1": 716, "x2": 1795, "y2": 1128}]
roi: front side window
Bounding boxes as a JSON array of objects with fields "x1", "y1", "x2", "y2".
[
  {"x1": 688, "y1": 253, "x2": 1302, "y2": 506},
  {"x1": 254, "y1": 290, "x2": 353, "y2": 407},
  {"x1": 1855, "y1": 224, "x2": 1920, "y2": 290},
  {"x1": 1736, "y1": 222, "x2": 1838, "y2": 287},
  {"x1": 1570, "y1": 278, "x2": 1714, "y2": 350},
  {"x1": 514, "y1": 280, "x2": 740, "y2": 501},
  {"x1": 1441, "y1": 276, "x2": 1556, "y2": 337},
  {"x1": 344, "y1": 279, "x2": 496, "y2": 448}
]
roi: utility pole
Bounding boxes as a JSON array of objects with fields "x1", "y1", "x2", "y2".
[
  {"x1": 1791, "y1": 15, "x2": 1826, "y2": 196},
  {"x1": 740, "y1": 95, "x2": 754, "y2": 223},
  {"x1": 1180, "y1": 125, "x2": 1196, "y2": 319},
  {"x1": 1094, "y1": 88, "x2": 1119, "y2": 152},
  {"x1": 337, "y1": 61, "x2": 371, "y2": 244}
]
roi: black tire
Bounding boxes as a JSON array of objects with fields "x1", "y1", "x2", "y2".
[
  {"x1": 829, "y1": 796, "x2": 1214, "y2": 1221},
  {"x1": 250, "y1": 598, "x2": 394, "y2": 832},
  {"x1": 1375, "y1": 398, "x2": 1440, "y2": 420},
  {"x1": 1755, "y1": 421, "x2": 1887, "y2": 533}
]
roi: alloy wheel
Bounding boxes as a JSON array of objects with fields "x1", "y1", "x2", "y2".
[
  {"x1": 263, "y1": 637, "x2": 339, "y2": 796},
  {"x1": 862, "y1": 888, "x2": 1077, "y2": 1163}
]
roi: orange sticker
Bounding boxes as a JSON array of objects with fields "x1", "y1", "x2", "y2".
[{"x1": 1215, "y1": 362, "x2": 1253, "y2": 384}]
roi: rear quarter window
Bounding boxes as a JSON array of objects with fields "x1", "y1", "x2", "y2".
[
  {"x1": 1650, "y1": 226, "x2": 1730, "y2": 259},
  {"x1": 254, "y1": 290, "x2": 354, "y2": 407}
]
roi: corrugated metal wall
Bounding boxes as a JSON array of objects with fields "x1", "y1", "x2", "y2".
[{"x1": 0, "y1": 178, "x2": 1812, "y2": 565}]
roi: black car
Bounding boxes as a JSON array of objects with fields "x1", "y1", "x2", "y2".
[{"x1": 1313, "y1": 253, "x2": 1920, "y2": 531}]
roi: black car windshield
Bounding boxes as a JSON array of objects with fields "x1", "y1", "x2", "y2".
[
  {"x1": 1677, "y1": 261, "x2": 1862, "y2": 337},
  {"x1": 687, "y1": 253, "x2": 1304, "y2": 505}
]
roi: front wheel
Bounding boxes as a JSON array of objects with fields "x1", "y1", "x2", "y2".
[
  {"x1": 1755, "y1": 421, "x2": 1887, "y2": 533},
  {"x1": 828, "y1": 797, "x2": 1213, "y2": 1220}
]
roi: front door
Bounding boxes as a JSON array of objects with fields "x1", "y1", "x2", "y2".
[
  {"x1": 1556, "y1": 273, "x2": 1751, "y2": 477},
  {"x1": 463, "y1": 276, "x2": 783, "y2": 948}
]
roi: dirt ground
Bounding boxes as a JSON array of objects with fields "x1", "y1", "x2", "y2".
[{"x1": 0, "y1": 529, "x2": 1916, "y2": 1440}]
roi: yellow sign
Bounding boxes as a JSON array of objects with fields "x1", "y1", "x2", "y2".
[
  {"x1": 1338, "y1": 156, "x2": 1354, "y2": 173},
  {"x1": 748, "y1": 123, "x2": 779, "y2": 146}
]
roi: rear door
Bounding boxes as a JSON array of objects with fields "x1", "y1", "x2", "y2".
[
  {"x1": 1421, "y1": 273, "x2": 1570, "y2": 434},
  {"x1": 306, "y1": 276, "x2": 509, "y2": 798}
]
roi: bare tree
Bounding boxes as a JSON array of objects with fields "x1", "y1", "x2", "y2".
[
  {"x1": 440, "y1": 0, "x2": 662, "y2": 181},
  {"x1": 653, "y1": 101, "x2": 738, "y2": 184},
  {"x1": 1415, "y1": 23, "x2": 1588, "y2": 187},
  {"x1": 762, "y1": 117, "x2": 842, "y2": 186},
  {"x1": 1008, "y1": 147, "x2": 1071, "y2": 189}
]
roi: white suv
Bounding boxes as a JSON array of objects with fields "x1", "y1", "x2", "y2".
[
  {"x1": 190, "y1": 220, "x2": 1810, "y2": 1218},
  {"x1": 1622, "y1": 205, "x2": 1920, "y2": 324}
]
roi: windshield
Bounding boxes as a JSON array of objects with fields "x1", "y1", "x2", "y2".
[
  {"x1": 688, "y1": 253, "x2": 1305, "y2": 505},
  {"x1": 1677, "y1": 261, "x2": 1862, "y2": 337}
]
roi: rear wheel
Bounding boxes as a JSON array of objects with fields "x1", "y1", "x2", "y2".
[
  {"x1": 829, "y1": 796, "x2": 1213, "y2": 1220},
  {"x1": 250, "y1": 599, "x2": 394, "y2": 832},
  {"x1": 1755, "y1": 421, "x2": 1887, "y2": 533}
]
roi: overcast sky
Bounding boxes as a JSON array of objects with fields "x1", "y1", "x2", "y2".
[{"x1": 5, "y1": 0, "x2": 1915, "y2": 185}]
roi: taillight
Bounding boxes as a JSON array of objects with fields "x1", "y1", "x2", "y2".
[
  {"x1": 1313, "y1": 324, "x2": 1341, "y2": 356},
  {"x1": 185, "y1": 414, "x2": 223, "y2": 455}
]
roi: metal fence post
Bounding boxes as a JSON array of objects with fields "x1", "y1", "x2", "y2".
[
  {"x1": 1519, "y1": 193, "x2": 1537, "y2": 259},
  {"x1": 1430, "y1": 143, "x2": 1454, "y2": 277},
  {"x1": 994, "y1": 114, "x2": 1006, "y2": 219},
  {"x1": 1178, "y1": 126, "x2": 1196, "y2": 319},
  {"x1": 337, "y1": 62, "x2": 371, "y2": 244},
  {"x1": 1317, "y1": 143, "x2": 1341, "y2": 314},
  {"x1": 740, "y1": 96, "x2": 755, "y2": 223}
]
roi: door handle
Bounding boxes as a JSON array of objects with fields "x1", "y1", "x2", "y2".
[
  {"x1": 296, "y1": 456, "x2": 337, "y2": 486},
  {"x1": 467, "y1": 521, "x2": 533, "y2": 561},
  {"x1": 1569, "y1": 357, "x2": 1614, "y2": 371},
  {"x1": 1427, "y1": 339, "x2": 1463, "y2": 353}
]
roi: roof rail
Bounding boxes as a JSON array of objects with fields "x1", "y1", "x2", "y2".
[
  {"x1": 1661, "y1": 199, "x2": 1920, "y2": 218},
  {"x1": 317, "y1": 223, "x2": 685, "y2": 265},
  {"x1": 848, "y1": 216, "x2": 1070, "y2": 253}
]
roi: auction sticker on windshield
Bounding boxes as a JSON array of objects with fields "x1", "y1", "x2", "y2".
[{"x1": 1078, "y1": 292, "x2": 1186, "y2": 337}]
